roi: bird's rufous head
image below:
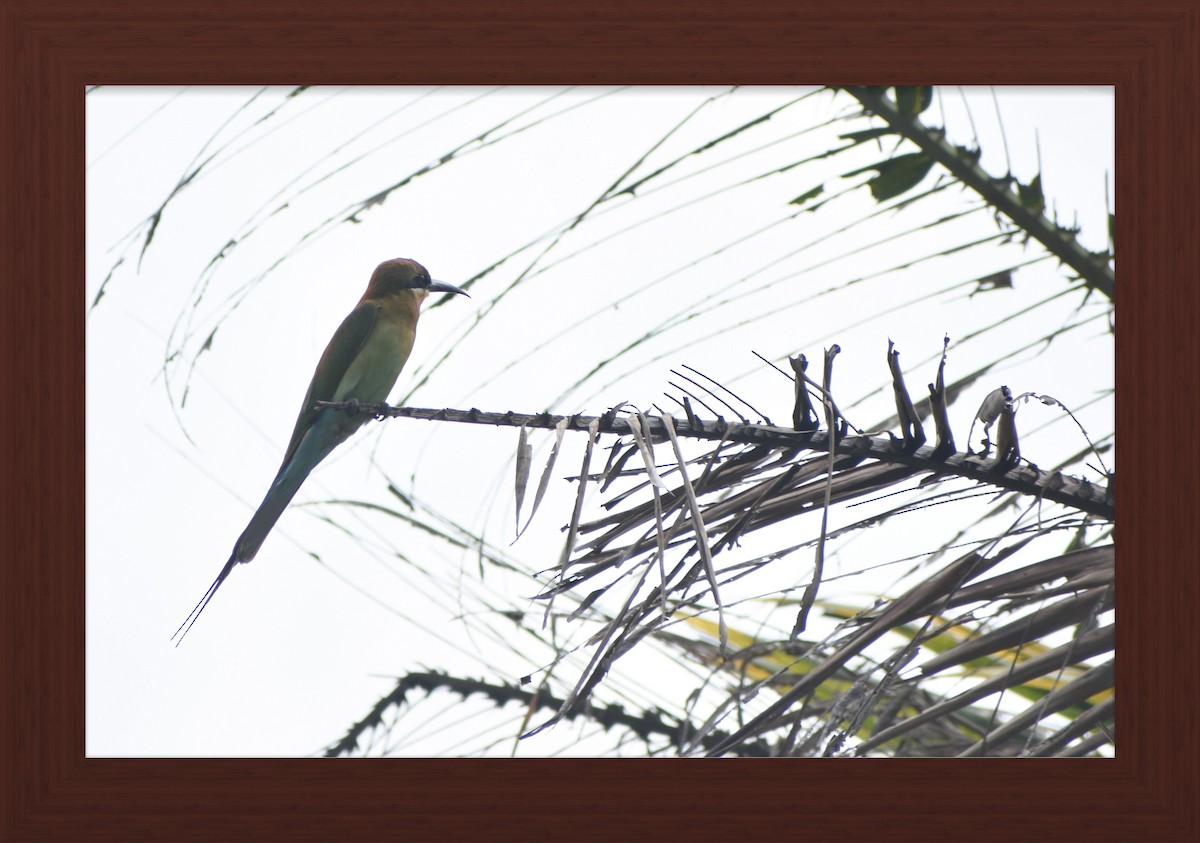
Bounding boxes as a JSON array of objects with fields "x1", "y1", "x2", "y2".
[{"x1": 362, "y1": 258, "x2": 469, "y2": 303}]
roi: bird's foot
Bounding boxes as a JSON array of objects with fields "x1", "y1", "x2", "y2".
[{"x1": 344, "y1": 398, "x2": 362, "y2": 417}]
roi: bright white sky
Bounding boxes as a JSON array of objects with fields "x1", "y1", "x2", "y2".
[{"x1": 86, "y1": 86, "x2": 1113, "y2": 757}]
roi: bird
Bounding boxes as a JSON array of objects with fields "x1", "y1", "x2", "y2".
[{"x1": 172, "y1": 258, "x2": 468, "y2": 645}]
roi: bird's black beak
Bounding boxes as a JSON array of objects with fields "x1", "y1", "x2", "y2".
[{"x1": 429, "y1": 279, "x2": 469, "y2": 297}]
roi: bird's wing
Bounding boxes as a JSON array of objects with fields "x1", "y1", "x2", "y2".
[{"x1": 277, "y1": 300, "x2": 380, "y2": 470}]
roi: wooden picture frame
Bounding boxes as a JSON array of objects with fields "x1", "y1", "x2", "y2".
[{"x1": 2, "y1": 1, "x2": 1194, "y2": 838}]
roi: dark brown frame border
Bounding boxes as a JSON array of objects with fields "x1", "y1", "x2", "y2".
[{"x1": 3, "y1": 2, "x2": 1196, "y2": 839}]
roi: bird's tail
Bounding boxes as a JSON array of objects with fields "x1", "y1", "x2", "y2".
[
  {"x1": 171, "y1": 554, "x2": 237, "y2": 647},
  {"x1": 171, "y1": 462, "x2": 311, "y2": 646},
  {"x1": 229, "y1": 461, "x2": 312, "y2": 564},
  {"x1": 172, "y1": 413, "x2": 352, "y2": 645}
]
